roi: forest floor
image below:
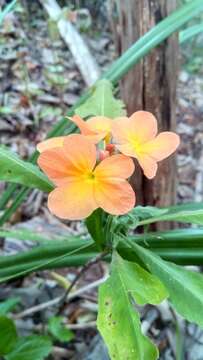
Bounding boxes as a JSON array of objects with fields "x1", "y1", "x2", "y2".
[{"x1": 0, "y1": 1, "x2": 203, "y2": 359}]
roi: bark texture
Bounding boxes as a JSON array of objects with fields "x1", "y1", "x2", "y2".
[{"x1": 109, "y1": 0, "x2": 179, "y2": 212}]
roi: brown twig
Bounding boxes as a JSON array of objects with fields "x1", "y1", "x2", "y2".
[
  {"x1": 13, "y1": 276, "x2": 107, "y2": 320},
  {"x1": 57, "y1": 251, "x2": 107, "y2": 314}
]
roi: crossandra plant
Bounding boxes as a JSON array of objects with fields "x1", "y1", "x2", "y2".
[
  {"x1": 2, "y1": 81, "x2": 203, "y2": 359},
  {"x1": 1, "y1": 1, "x2": 203, "y2": 358},
  {"x1": 1, "y1": 0, "x2": 203, "y2": 225}
]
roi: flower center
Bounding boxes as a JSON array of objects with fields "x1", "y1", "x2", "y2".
[
  {"x1": 87, "y1": 172, "x2": 95, "y2": 180},
  {"x1": 84, "y1": 172, "x2": 96, "y2": 183},
  {"x1": 130, "y1": 137, "x2": 142, "y2": 155}
]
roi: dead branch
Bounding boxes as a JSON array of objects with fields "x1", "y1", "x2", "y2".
[{"x1": 40, "y1": 0, "x2": 100, "y2": 86}]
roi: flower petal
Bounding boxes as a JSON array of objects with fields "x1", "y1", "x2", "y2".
[
  {"x1": 141, "y1": 132, "x2": 180, "y2": 161},
  {"x1": 38, "y1": 148, "x2": 79, "y2": 186},
  {"x1": 87, "y1": 116, "x2": 112, "y2": 134},
  {"x1": 137, "y1": 155, "x2": 158, "y2": 179},
  {"x1": 70, "y1": 115, "x2": 111, "y2": 144},
  {"x1": 115, "y1": 143, "x2": 137, "y2": 158},
  {"x1": 70, "y1": 115, "x2": 94, "y2": 135},
  {"x1": 85, "y1": 133, "x2": 108, "y2": 144},
  {"x1": 63, "y1": 134, "x2": 97, "y2": 172},
  {"x1": 38, "y1": 135, "x2": 97, "y2": 186},
  {"x1": 94, "y1": 180, "x2": 136, "y2": 215},
  {"x1": 111, "y1": 116, "x2": 132, "y2": 143},
  {"x1": 129, "y1": 111, "x2": 158, "y2": 142},
  {"x1": 48, "y1": 181, "x2": 98, "y2": 220},
  {"x1": 94, "y1": 154, "x2": 135, "y2": 180},
  {"x1": 37, "y1": 137, "x2": 65, "y2": 153},
  {"x1": 112, "y1": 111, "x2": 158, "y2": 145}
]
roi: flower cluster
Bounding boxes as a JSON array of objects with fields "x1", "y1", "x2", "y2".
[{"x1": 37, "y1": 111, "x2": 180, "y2": 220}]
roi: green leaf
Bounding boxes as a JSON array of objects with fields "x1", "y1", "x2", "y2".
[
  {"x1": 97, "y1": 252, "x2": 159, "y2": 360},
  {"x1": 118, "y1": 206, "x2": 168, "y2": 231},
  {"x1": 48, "y1": 316, "x2": 74, "y2": 342},
  {"x1": 0, "y1": 146, "x2": 53, "y2": 192},
  {"x1": 137, "y1": 203, "x2": 203, "y2": 226},
  {"x1": 5, "y1": 336, "x2": 52, "y2": 360},
  {"x1": 131, "y1": 242, "x2": 203, "y2": 328},
  {"x1": 0, "y1": 316, "x2": 18, "y2": 355},
  {"x1": 0, "y1": 297, "x2": 20, "y2": 315},
  {"x1": 133, "y1": 206, "x2": 168, "y2": 220},
  {"x1": 75, "y1": 79, "x2": 126, "y2": 118},
  {"x1": 114, "y1": 252, "x2": 168, "y2": 305}
]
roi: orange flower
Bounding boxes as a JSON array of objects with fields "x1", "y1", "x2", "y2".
[
  {"x1": 36, "y1": 115, "x2": 112, "y2": 153},
  {"x1": 37, "y1": 137, "x2": 65, "y2": 153},
  {"x1": 112, "y1": 111, "x2": 180, "y2": 179},
  {"x1": 37, "y1": 134, "x2": 135, "y2": 220},
  {"x1": 69, "y1": 115, "x2": 112, "y2": 144}
]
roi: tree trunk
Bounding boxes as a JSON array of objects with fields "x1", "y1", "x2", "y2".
[{"x1": 109, "y1": 0, "x2": 179, "y2": 218}]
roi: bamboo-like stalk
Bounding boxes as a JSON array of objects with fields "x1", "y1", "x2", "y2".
[
  {"x1": 179, "y1": 24, "x2": 203, "y2": 44},
  {"x1": 0, "y1": 254, "x2": 98, "y2": 280},
  {"x1": 1, "y1": 229, "x2": 203, "y2": 281},
  {"x1": 1, "y1": 246, "x2": 203, "y2": 281},
  {"x1": 0, "y1": 239, "x2": 94, "y2": 268},
  {"x1": 130, "y1": 228, "x2": 203, "y2": 248},
  {"x1": 0, "y1": 0, "x2": 203, "y2": 222}
]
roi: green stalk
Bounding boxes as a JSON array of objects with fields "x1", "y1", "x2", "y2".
[
  {"x1": 1, "y1": 245, "x2": 203, "y2": 282},
  {"x1": 130, "y1": 228, "x2": 203, "y2": 248},
  {"x1": 0, "y1": 188, "x2": 29, "y2": 225},
  {"x1": 1, "y1": 229, "x2": 203, "y2": 282},
  {"x1": 179, "y1": 24, "x2": 203, "y2": 44},
  {"x1": 152, "y1": 248, "x2": 203, "y2": 264},
  {"x1": 1, "y1": 229, "x2": 203, "y2": 271},
  {"x1": 0, "y1": 241, "x2": 97, "y2": 282},
  {"x1": 0, "y1": 0, "x2": 17, "y2": 24},
  {"x1": 0, "y1": 253, "x2": 98, "y2": 280},
  {"x1": 120, "y1": 237, "x2": 203, "y2": 266},
  {"x1": 0, "y1": 0, "x2": 203, "y2": 223},
  {"x1": 85, "y1": 209, "x2": 106, "y2": 250},
  {"x1": 0, "y1": 239, "x2": 94, "y2": 268},
  {"x1": 0, "y1": 184, "x2": 17, "y2": 210}
]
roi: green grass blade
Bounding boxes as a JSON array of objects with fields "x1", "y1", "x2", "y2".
[
  {"x1": 0, "y1": 188, "x2": 29, "y2": 226},
  {"x1": 0, "y1": 227, "x2": 83, "y2": 243},
  {"x1": 0, "y1": 254, "x2": 98, "y2": 280},
  {"x1": 0, "y1": 239, "x2": 94, "y2": 269},
  {"x1": 0, "y1": 0, "x2": 203, "y2": 223},
  {"x1": 0, "y1": 184, "x2": 18, "y2": 210},
  {"x1": 179, "y1": 23, "x2": 203, "y2": 43}
]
